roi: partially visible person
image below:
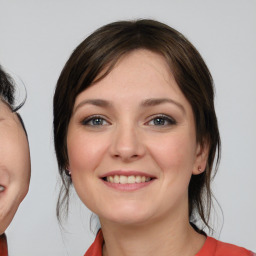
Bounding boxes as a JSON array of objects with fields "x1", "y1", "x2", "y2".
[{"x1": 0, "y1": 65, "x2": 31, "y2": 255}]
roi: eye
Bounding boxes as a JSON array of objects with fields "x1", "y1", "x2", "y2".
[
  {"x1": 82, "y1": 115, "x2": 109, "y2": 126},
  {"x1": 146, "y1": 114, "x2": 176, "y2": 126}
]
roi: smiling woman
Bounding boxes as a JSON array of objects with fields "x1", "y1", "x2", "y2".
[
  {"x1": 67, "y1": 49, "x2": 206, "y2": 231},
  {"x1": 0, "y1": 66, "x2": 31, "y2": 255},
  {"x1": 53, "y1": 20, "x2": 254, "y2": 256}
]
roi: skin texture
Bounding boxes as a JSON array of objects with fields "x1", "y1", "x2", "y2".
[
  {"x1": 0, "y1": 100, "x2": 30, "y2": 234},
  {"x1": 67, "y1": 50, "x2": 209, "y2": 256}
]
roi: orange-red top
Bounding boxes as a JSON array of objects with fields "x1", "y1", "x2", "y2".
[
  {"x1": 0, "y1": 233, "x2": 8, "y2": 256},
  {"x1": 85, "y1": 230, "x2": 104, "y2": 256},
  {"x1": 196, "y1": 236, "x2": 254, "y2": 256},
  {"x1": 84, "y1": 229, "x2": 255, "y2": 256}
]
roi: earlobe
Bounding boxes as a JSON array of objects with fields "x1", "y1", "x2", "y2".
[
  {"x1": 65, "y1": 169, "x2": 71, "y2": 177},
  {"x1": 192, "y1": 142, "x2": 209, "y2": 175},
  {"x1": 193, "y1": 165, "x2": 205, "y2": 175},
  {"x1": 65, "y1": 165, "x2": 71, "y2": 177}
]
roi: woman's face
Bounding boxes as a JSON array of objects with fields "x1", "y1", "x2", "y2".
[
  {"x1": 0, "y1": 100, "x2": 30, "y2": 234},
  {"x1": 67, "y1": 49, "x2": 208, "y2": 226}
]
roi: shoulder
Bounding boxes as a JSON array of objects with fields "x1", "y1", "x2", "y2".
[
  {"x1": 197, "y1": 236, "x2": 255, "y2": 256},
  {"x1": 215, "y1": 238, "x2": 254, "y2": 256}
]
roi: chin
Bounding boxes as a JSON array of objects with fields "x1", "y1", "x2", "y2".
[{"x1": 98, "y1": 204, "x2": 154, "y2": 227}]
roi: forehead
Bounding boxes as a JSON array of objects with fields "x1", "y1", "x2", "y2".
[
  {"x1": 0, "y1": 99, "x2": 12, "y2": 114},
  {"x1": 75, "y1": 49, "x2": 187, "y2": 107},
  {"x1": 0, "y1": 100, "x2": 20, "y2": 126}
]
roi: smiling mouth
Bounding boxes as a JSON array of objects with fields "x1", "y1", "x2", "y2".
[{"x1": 103, "y1": 175, "x2": 153, "y2": 184}]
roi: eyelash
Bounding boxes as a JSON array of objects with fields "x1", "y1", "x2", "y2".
[
  {"x1": 146, "y1": 114, "x2": 176, "y2": 126},
  {"x1": 81, "y1": 114, "x2": 176, "y2": 127},
  {"x1": 81, "y1": 115, "x2": 109, "y2": 126}
]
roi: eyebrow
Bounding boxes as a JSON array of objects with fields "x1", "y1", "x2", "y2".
[
  {"x1": 74, "y1": 99, "x2": 111, "y2": 112},
  {"x1": 74, "y1": 98, "x2": 185, "y2": 113},
  {"x1": 141, "y1": 98, "x2": 185, "y2": 113}
]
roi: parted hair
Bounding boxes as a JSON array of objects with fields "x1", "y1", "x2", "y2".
[{"x1": 53, "y1": 19, "x2": 221, "y2": 232}]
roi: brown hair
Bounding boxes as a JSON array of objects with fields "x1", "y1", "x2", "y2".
[{"x1": 53, "y1": 19, "x2": 221, "y2": 231}]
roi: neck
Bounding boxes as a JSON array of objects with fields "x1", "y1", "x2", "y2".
[{"x1": 100, "y1": 212, "x2": 205, "y2": 256}]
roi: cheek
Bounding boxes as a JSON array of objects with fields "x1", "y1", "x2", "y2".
[
  {"x1": 0, "y1": 130, "x2": 30, "y2": 204},
  {"x1": 10, "y1": 140, "x2": 30, "y2": 197},
  {"x1": 148, "y1": 132, "x2": 197, "y2": 175},
  {"x1": 0, "y1": 133, "x2": 30, "y2": 180},
  {"x1": 146, "y1": 132, "x2": 197, "y2": 209},
  {"x1": 67, "y1": 130, "x2": 110, "y2": 211},
  {"x1": 67, "y1": 132, "x2": 106, "y2": 173}
]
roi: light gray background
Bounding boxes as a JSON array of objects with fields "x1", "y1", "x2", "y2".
[{"x1": 0, "y1": 0, "x2": 255, "y2": 255}]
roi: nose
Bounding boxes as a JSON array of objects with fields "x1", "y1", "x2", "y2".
[{"x1": 110, "y1": 124, "x2": 145, "y2": 162}]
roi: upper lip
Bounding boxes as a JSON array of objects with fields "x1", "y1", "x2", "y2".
[{"x1": 99, "y1": 170, "x2": 156, "y2": 178}]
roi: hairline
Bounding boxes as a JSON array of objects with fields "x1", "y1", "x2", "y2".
[{"x1": 0, "y1": 99, "x2": 28, "y2": 137}]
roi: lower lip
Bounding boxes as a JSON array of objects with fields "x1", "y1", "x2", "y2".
[{"x1": 102, "y1": 179, "x2": 154, "y2": 191}]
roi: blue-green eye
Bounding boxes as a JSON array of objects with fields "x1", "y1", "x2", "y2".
[
  {"x1": 82, "y1": 116, "x2": 108, "y2": 126},
  {"x1": 147, "y1": 115, "x2": 176, "y2": 126}
]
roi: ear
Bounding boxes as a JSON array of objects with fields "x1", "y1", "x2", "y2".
[
  {"x1": 64, "y1": 167, "x2": 71, "y2": 177},
  {"x1": 192, "y1": 141, "x2": 209, "y2": 175},
  {"x1": 64, "y1": 164, "x2": 71, "y2": 176}
]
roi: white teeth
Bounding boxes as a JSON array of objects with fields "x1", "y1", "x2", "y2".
[
  {"x1": 120, "y1": 175, "x2": 127, "y2": 184},
  {"x1": 114, "y1": 175, "x2": 119, "y2": 183},
  {"x1": 135, "y1": 176, "x2": 141, "y2": 183},
  {"x1": 105, "y1": 175, "x2": 152, "y2": 184},
  {"x1": 127, "y1": 175, "x2": 135, "y2": 184},
  {"x1": 0, "y1": 186, "x2": 5, "y2": 192}
]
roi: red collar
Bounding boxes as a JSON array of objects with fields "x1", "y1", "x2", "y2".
[
  {"x1": 84, "y1": 229, "x2": 103, "y2": 256},
  {"x1": 84, "y1": 230, "x2": 254, "y2": 256},
  {"x1": 0, "y1": 233, "x2": 8, "y2": 256}
]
